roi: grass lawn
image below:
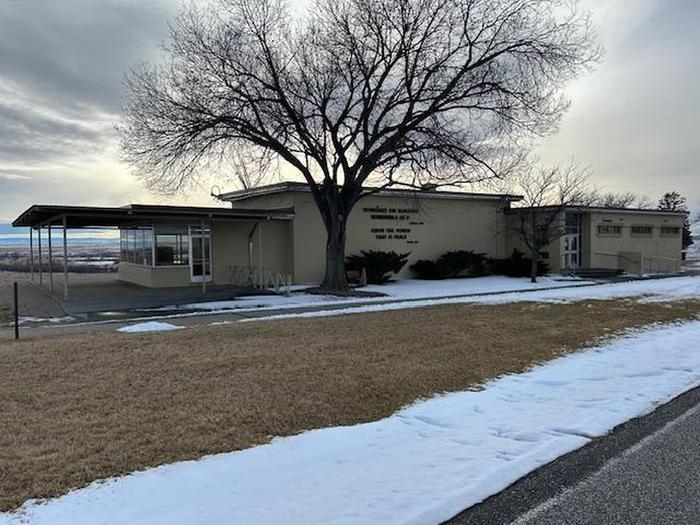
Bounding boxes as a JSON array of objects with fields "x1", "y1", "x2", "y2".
[{"x1": 1, "y1": 298, "x2": 699, "y2": 511}]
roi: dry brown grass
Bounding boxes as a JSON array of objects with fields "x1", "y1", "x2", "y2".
[{"x1": 1, "y1": 298, "x2": 699, "y2": 511}]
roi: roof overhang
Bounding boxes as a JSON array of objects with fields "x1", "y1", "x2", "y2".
[
  {"x1": 12, "y1": 204, "x2": 295, "y2": 229},
  {"x1": 506, "y1": 205, "x2": 689, "y2": 217},
  {"x1": 218, "y1": 181, "x2": 523, "y2": 204}
]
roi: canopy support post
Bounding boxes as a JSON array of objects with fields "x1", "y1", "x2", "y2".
[
  {"x1": 38, "y1": 227, "x2": 43, "y2": 287},
  {"x1": 201, "y1": 218, "x2": 207, "y2": 295},
  {"x1": 48, "y1": 224, "x2": 54, "y2": 294},
  {"x1": 63, "y1": 216, "x2": 69, "y2": 300},
  {"x1": 258, "y1": 222, "x2": 263, "y2": 289},
  {"x1": 29, "y1": 228, "x2": 34, "y2": 281}
]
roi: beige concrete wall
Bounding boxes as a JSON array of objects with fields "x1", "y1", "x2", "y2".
[
  {"x1": 118, "y1": 263, "x2": 152, "y2": 287},
  {"x1": 588, "y1": 211, "x2": 684, "y2": 273},
  {"x1": 118, "y1": 262, "x2": 191, "y2": 288},
  {"x1": 284, "y1": 192, "x2": 509, "y2": 283},
  {"x1": 118, "y1": 217, "x2": 293, "y2": 288},
  {"x1": 211, "y1": 219, "x2": 293, "y2": 285},
  {"x1": 504, "y1": 211, "x2": 564, "y2": 272}
]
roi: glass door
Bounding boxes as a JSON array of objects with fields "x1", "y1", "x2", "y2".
[
  {"x1": 564, "y1": 212, "x2": 583, "y2": 270},
  {"x1": 189, "y1": 225, "x2": 212, "y2": 282},
  {"x1": 564, "y1": 233, "x2": 580, "y2": 269}
]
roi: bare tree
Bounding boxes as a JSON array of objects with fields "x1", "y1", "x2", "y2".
[
  {"x1": 508, "y1": 161, "x2": 591, "y2": 282},
  {"x1": 120, "y1": 0, "x2": 600, "y2": 290},
  {"x1": 587, "y1": 191, "x2": 653, "y2": 209},
  {"x1": 229, "y1": 144, "x2": 279, "y2": 190}
]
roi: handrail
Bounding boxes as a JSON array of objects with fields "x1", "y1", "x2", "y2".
[
  {"x1": 227, "y1": 265, "x2": 292, "y2": 294},
  {"x1": 592, "y1": 252, "x2": 680, "y2": 274}
]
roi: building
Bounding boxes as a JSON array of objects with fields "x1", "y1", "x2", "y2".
[
  {"x1": 505, "y1": 205, "x2": 687, "y2": 275},
  {"x1": 12, "y1": 182, "x2": 687, "y2": 294}
]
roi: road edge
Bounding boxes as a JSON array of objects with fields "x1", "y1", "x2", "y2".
[{"x1": 445, "y1": 384, "x2": 700, "y2": 525}]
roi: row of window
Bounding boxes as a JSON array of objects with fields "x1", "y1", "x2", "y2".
[
  {"x1": 597, "y1": 225, "x2": 681, "y2": 236},
  {"x1": 120, "y1": 229, "x2": 154, "y2": 266},
  {"x1": 120, "y1": 226, "x2": 207, "y2": 266}
]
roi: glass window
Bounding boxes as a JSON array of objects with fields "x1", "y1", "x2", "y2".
[
  {"x1": 119, "y1": 227, "x2": 154, "y2": 265},
  {"x1": 156, "y1": 234, "x2": 189, "y2": 265},
  {"x1": 144, "y1": 229, "x2": 154, "y2": 265},
  {"x1": 661, "y1": 227, "x2": 680, "y2": 236},
  {"x1": 134, "y1": 229, "x2": 145, "y2": 264},
  {"x1": 631, "y1": 225, "x2": 653, "y2": 236},
  {"x1": 120, "y1": 230, "x2": 127, "y2": 262},
  {"x1": 126, "y1": 230, "x2": 134, "y2": 263},
  {"x1": 565, "y1": 212, "x2": 582, "y2": 235},
  {"x1": 597, "y1": 225, "x2": 622, "y2": 235}
]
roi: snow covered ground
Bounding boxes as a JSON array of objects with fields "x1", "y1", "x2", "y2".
[
  {"x1": 4, "y1": 321, "x2": 700, "y2": 525},
  {"x1": 18, "y1": 316, "x2": 75, "y2": 325},
  {"x1": 152, "y1": 275, "x2": 590, "y2": 314},
  {"x1": 244, "y1": 275, "x2": 700, "y2": 322}
]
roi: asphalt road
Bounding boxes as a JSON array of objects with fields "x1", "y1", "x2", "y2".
[{"x1": 447, "y1": 386, "x2": 700, "y2": 525}]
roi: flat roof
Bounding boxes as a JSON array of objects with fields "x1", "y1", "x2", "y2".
[
  {"x1": 506, "y1": 205, "x2": 688, "y2": 216},
  {"x1": 12, "y1": 204, "x2": 295, "y2": 229},
  {"x1": 217, "y1": 181, "x2": 523, "y2": 203}
]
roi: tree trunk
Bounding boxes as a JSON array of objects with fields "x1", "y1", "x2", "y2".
[
  {"x1": 530, "y1": 246, "x2": 539, "y2": 283},
  {"x1": 321, "y1": 214, "x2": 349, "y2": 291}
]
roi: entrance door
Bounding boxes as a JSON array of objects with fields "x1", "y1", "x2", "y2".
[
  {"x1": 189, "y1": 226, "x2": 212, "y2": 282},
  {"x1": 564, "y1": 233, "x2": 581, "y2": 269},
  {"x1": 564, "y1": 212, "x2": 583, "y2": 271}
]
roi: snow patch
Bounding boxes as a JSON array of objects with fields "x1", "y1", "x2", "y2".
[
  {"x1": 117, "y1": 322, "x2": 183, "y2": 333},
  {"x1": 147, "y1": 276, "x2": 592, "y2": 314},
  {"x1": 4, "y1": 321, "x2": 700, "y2": 525},
  {"x1": 245, "y1": 276, "x2": 700, "y2": 322},
  {"x1": 18, "y1": 316, "x2": 75, "y2": 325}
]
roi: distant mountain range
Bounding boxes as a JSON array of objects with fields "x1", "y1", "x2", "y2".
[{"x1": 0, "y1": 222, "x2": 118, "y2": 246}]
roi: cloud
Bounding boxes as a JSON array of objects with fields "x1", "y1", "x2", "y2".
[
  {"x1": 0, "y1": 0, "x2": 177, "y2": 112},
  {"x1": 0, "y1": 0, "x2": 181, "y2": 218},
  {"x1": 538, "y1": 0, "x2": 700, "y2": 209},
  {"x1": 0, "y1": 0, "x2": 697, "y2": 221}
]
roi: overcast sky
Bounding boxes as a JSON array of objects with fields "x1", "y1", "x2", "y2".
[{"x1": 0, "y1": 0, "x2": 698, "y2": 221}]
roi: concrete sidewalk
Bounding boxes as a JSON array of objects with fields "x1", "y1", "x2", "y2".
[
  {"x1": 1, "y1": 272, "x2": 692, "y2": 341},
  {"x1": 0, "y1": 280, "x2": 66, "y2": 320}
]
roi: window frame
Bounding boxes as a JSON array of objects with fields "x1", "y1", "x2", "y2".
[
  {"x1": 630, "y1": 225, "x2": 654, "y2": 237},
  {"x1": 154, "y1": 225, "x2": 190, "y2": 267},
  {"x1": 119, "y1": 226, "x2": 155, "y2": 266},
  {"x1": 660, "y1": 226, "x2": 681, "y2": 237},
  {"x1": 596, "y1": 224, "x2": 622, "y2": 236}
]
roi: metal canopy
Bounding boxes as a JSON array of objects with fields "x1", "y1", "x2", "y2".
[
  {"x1": 14, "y1": 203, "x2": 294, "y2": 301},
  {"x1": 12, "y1": 204, "x2": 295, "y2": 229}
]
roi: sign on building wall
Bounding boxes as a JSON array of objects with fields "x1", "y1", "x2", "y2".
[{"x1": 362, "y1": 205, "x2": 425, "y2": 245}]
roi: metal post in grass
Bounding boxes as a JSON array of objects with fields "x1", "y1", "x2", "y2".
[{"x1": 13, "y1": 282, "x2": 19, "y2": 340}]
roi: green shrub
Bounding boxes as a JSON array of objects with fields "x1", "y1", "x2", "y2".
[
  {"x1": 409, "y1": 259, "x2": 441, "y2": 279},
  {"x1": 410, "y1": 250, "x2": 488, "y2": 279},
  {"x1": 436, "y1": 250, "x2": 488, "y2": 278},
  {"x1": 488, "y1": 249, "x2": 549, "y2": 278},
  {"x1": 346, "y1": 250, "x2": 410, "y2": 284}
]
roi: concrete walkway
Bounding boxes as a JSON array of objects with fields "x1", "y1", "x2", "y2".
[
  {"x1": 0, "y1": 280, "x2": 66, "y2": 321},
  {"x1": 1, "y1": 272, "x2": 692, "y2": 341},
  {"x1": 59, "y1": 279, "x2": 271, "y2": 314},
  {"x1": 0, "y1": 278, "x2": 612, "y2": 341}
]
